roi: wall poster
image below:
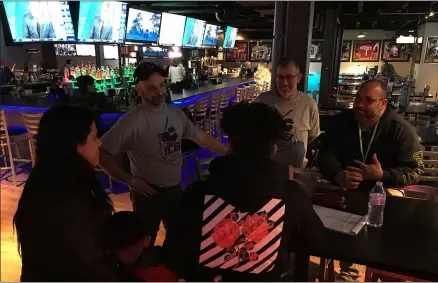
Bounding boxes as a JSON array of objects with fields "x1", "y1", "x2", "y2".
[
  {"x1": 249, "y1": 41, "x2": 272, "y2": 62},
  {"x1": 352, "y1": 40, "x2": 380, "y2": 62},
  {"x1": 381, "y1": 40, "x2": 411, "y2": 62},
  {"x1": 225, "y1": 41, "x2": 248, "y2": 62},
  {"x1": 310, "y1": 40, "x2": 323, "y2": 62},
  {"x1": 341, "y1": 40, "x2": 352, "y2": 62},
  {"x1": 424, "y1": 36, "x2": 438, "y2": 63}
]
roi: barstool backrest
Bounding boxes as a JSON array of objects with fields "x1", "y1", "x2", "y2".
[
  {"x1": 421, "y1": 147, "x2": 438, "y2": 182},
  {"x1": 0, "y1": 110, "x2": 7, "y2": 132},
  {"x1": 21, "y1": 112, "x2": 44, "y2": 137}
]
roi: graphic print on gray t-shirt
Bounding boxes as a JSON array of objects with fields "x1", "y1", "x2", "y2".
[
  {"x1": 100, "y1": 103, "x2": 200, "y2": 188},
  {"x1": 157, "y1": 117, "x2": 181, "y2": 165}
]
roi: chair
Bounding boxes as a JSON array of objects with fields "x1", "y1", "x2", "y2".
[
  {"x1": 1, "y1": 110, "x2": 20, "y2": 187},
  {"x1": 245, "y1": 85, "x2": 257, "y2": 102},
  {"x1": 236, "y1": 87, "x2": 246, "y2": 103},
  {"x1": 196, "y1": 157, "x2": 214, "y2": 181},
  {"x1": 21, "y1": 112, "x2": 44, "y2": 168},
  {"x1": 207, "y1": 93, "x2": 221, "y2": 137},
  {"x1": 420, "y1": 147, "x2": 438, "y2": 183},
  {"x1": 194, "y1": 96, "x2": 209, "y2": 131},
  {"x1": 365, "y1": 267, "x2": 428, "y2": 282}
]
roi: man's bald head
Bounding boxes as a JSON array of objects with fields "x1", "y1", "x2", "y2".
[
  {"x1": 354, "y1": 79, "x2": 389, "y2": 128},
  {"x1": 357, "y1": 79, "x2": 388, "y2": 99}
]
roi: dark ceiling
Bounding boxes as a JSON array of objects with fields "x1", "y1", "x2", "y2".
[{"x1": 132, "y1": 1, "x2": 438, "y2": 39}]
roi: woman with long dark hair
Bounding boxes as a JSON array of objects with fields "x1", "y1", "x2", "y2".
[{"x1": 13, "y1": 106, "x2": 117, "y2": 281}]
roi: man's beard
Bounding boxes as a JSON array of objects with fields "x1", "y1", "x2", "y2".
[{"x1": 145, "y1": 95, "x2": 164, "y2": 106}]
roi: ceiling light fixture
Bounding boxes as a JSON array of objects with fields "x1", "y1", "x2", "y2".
[
  {"x1": 429, "y1": 11, "x2": 434, "y2": 17},
  {"x1": 357, "y1": 32, "x2": 365, "y2": 38}
]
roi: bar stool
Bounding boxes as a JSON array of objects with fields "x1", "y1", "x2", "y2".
[
  {"x1": 420, "y1": 145, "x2": 438, "y2": 183},
  {"x1": 216, "y1": 91, "x2": 231, "y2": 139},
  {"x1": 21, "y1": 112, "x2": 44, "y2": 168},
  {"x1": 208, "y1": 92, "x2": 221, "y2": 137},
  {"x1": 194, "y1": 96, "x2": 209, "y2": 131},
  {"x1": 236, "y1": 87, "x2": 246, "y2": 103},
  {"x1": 245, "y1": 85, "x2": 257, "y2": 102},
  {"x1": 196, "y1": 157, "x2": 214, "y2": 181}
]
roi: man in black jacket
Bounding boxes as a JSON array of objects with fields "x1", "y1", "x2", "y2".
[
  {"x1": 164, "y1": 103, "x2": 324, "y2": 282},
  {"x1": 318, "y1": 79, "x2": 424, "y2": 281}
]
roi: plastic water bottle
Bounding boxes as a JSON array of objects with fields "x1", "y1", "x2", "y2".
[{"x1": 366, "y1": 182, "x2": 386, "y2": 227}]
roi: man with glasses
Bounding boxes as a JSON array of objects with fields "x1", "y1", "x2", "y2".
[
  {"x1": 99, "y1": 62, "x2": 227, "y2": 245},
  {"x1": 255, "y1": 58, "x2": 320, "y2": 168},
  {"x1": 318, "y1": 79, "x2": 424, "y2": 282}
]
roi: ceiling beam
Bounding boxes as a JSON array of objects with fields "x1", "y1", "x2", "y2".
[
  {"x1": 149, "y1": 2, "x2": 216, "y2": 8},
  {"x1": 166, "y1": 8, "x2": 221, "y2": 14},
  {"x1": 344, "y1": 13, "x2": 425, "y2": 22}
]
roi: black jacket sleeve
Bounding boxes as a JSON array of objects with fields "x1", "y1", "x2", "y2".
[
  {"x1": 294, "y1": 188, "x2": 325, "y2": 253},
  {"x1": 317, "y1": 124, "x2": 344, "y2": 185},
  {"x1": 58, "y1": 199, "x2": 118, "y2": 281},
  {"x1": 381, "y1": 120, "x2": 424, "y2": 187}
]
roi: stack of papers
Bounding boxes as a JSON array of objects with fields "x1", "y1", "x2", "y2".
[{"x1": 313, "y1": 205, "x2": 367, "y2": 236}]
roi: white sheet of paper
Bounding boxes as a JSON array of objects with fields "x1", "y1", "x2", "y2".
[{"x1": 313, "y1": 205, "x2": 367, "y2": 236}]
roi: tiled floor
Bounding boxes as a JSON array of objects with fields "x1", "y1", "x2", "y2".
[{"x1": 0, "y1": 166, "x2": 366, "y2": 282}]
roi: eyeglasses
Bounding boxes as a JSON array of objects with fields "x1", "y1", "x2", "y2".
[{"x1": 276, "y1": 73, "x2": 300, "y2": 81}]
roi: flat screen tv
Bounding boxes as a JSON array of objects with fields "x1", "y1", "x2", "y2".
[
  {"x1": 76, "y1": 44, "x2": 96, "y2": 56},
  {"x1": 54, "y1": 44, "x2": 77, "y2": 56},
  {"x1": 223, "y1": 26, "x2": 238, "y2": 49},
  {"x1": 142, "y1": 46, "x2": 168, "y2": 57},
  {"x1": 77, "y1": 1, "x2": 128, "y2": 44},
  {"x1": 125, "y1": 8, "x2": 161, "y2": 43},
  {"x1": 202, "y1": 24, "x2": 219, "y2": 46},
  {"x1": 3, "y1": 1, "x2": 75, "y2": 43},
  {"x1": 182, "y1": 17, "x2": 206, "y2": 48},
  {"x1": 158, "y1": 12, "x2": 186, "y2": 46},
  {"x1": 104, "y1": 45, "x2": 119, "y2": 59}
]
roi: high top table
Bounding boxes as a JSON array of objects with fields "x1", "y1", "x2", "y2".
[{"x1": 295, "y1": 191, "x2": 438, "y2": 281}]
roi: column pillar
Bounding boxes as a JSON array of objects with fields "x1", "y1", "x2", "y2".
[
  {"x1": 40, "y1": 43, "x2": 57, "y2": 70},
  {"x1": 319, "y1": 9, "x2": 343, "y2": 106},
  {"x1": 95, "y1": 45, "x2": 105, "y2": 67},
  {"x1": 271, "y1": 1, "x2": 314, "y2": 93}
]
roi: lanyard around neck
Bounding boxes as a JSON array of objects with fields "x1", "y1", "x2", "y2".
[{"x1": 359, "y1": 120, "x2": 379, "y2": 162}]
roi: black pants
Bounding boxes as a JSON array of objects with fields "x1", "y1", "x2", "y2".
[{"x1": 130, "y1": 185, "x2": 183, "y2": 245}]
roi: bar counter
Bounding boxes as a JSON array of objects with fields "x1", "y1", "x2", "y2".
[{"x1": 0, "y1": 78, "x2": 255, "y2": 128}]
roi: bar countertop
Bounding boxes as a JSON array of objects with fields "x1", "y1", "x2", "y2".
[{"x1": 0, "y1": 78, "x2": 255, "y2": 110}]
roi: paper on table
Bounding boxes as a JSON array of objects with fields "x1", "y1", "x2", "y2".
[{"x1": 313, "y1": 205, "x2": 367, "y2": 236}]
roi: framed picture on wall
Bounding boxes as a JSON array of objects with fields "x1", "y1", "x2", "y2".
[
  {"x1": 352, "y1": 40, "x2": 380, "y2": 62},
  {"x1": 414, "y1": 43, "x2": 422, "y2": 64},
  {"x1": 310, "y1": 40, "x2": 323, "y2": 62},
  {"x1": 341, "y1": 41, "x2": 352, "y2": 62},
  {"x1": 226, "y1": 41, "x2": 248, "y2": 62},
  {"x1": 381, "y1": 40, "x2": 411, "y2": 62},
  {"x1": 249, "y1": 41, "x2": 272, "y2": 62},
  {"x1": 424, "y1": 36, "x2": 438, "y2": 63}
]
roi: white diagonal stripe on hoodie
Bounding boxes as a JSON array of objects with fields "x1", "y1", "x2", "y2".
[
  {"x1": 203, "y1": 197, "x2": 225, "y2": 221},
  {"x1": 202, "y1": 204, "x2": 236, "y2": 236},
  {"x1": 268, "y1": 204, "x2": 286, "y2": 222},
  {"x1": 200, "y1": 246, "x2": 224, "y2": 264},
  {"x1": 258, "y1": 198, "x2": 282, "y2": 214},
  {"x1": 204, "y1": 195, "x2": 214, "y2": 204},
  {"x1": 250, "y1": 252, "x2": 279, "y2": 274}
]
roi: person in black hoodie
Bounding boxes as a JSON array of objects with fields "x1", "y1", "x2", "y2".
[
  {"x1": 13, "y1": 106, "x2": 117, "y2": 281},
  {"x1": 318, "y1": 80, "x2": 424, "y2": 281},
  {"x1": 164, "y1": 102, "x2": 324, "y2": 282}
]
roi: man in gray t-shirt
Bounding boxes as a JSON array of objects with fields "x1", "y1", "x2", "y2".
[
  {"x1": 255, "y1": 59, "x2": 320, "y2": 168},
  {"x1": 99, "y1": 62, "x2": 227, "y2": 243}
]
